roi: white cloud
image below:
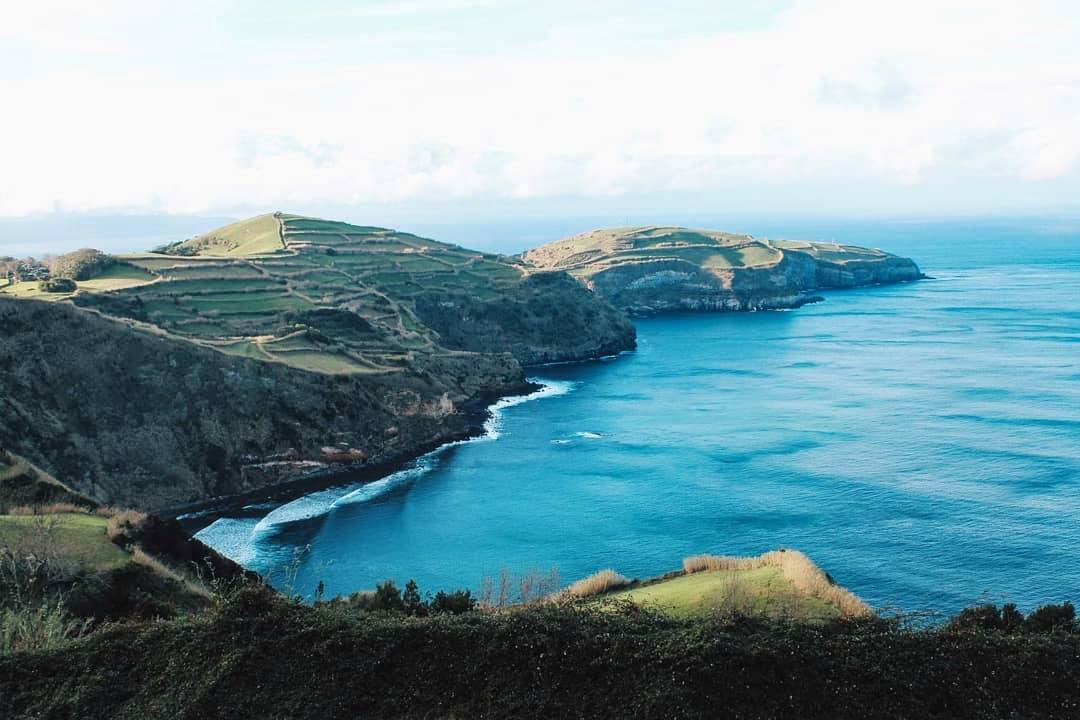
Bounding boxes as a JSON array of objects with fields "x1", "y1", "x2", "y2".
[
  {"x1": 321, "y1": 0, "x2": 499, "y2": 18},
  {"x1": 2, "y1": 0, "x2": 1079, "y2": 216}
]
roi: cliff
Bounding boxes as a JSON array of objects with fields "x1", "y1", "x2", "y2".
[
  {"x1": 0, "y1": 213, "x2": 634, "y2": 511},
  {"x1": 522, "y1": 226, "x2": 922, "y2": 315},
  {"x1": 0, "y1": 297, "x2": 527, "y2": 510}
]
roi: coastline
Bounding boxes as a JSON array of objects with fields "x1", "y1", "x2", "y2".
[{"x1": 174, "y1": 374, "x2": 581, "y2": 535}]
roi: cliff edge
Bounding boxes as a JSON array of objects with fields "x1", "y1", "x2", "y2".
[{"x1": 522, "y1": 226, "x2": 922, "y2": 315}]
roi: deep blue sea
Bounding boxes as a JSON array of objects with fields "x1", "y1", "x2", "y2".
[{"x1": 198, "y1": 218, "x2": 1080, "y2": 613}]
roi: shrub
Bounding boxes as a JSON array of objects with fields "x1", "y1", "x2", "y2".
[
  {"x1": 50, "y1": 249, "x2": 115, "y2": 281},
  {"x1": 1025, "y1": 602, "x2": 1075, "y2": 633},
  {"x1": 0, "y1": 601, "x2": 89, "y2": 653},
  {"x1": 430, "y1": 589, "x2": 475, "y2": 615},
  {"x1": 106, "y1": 510, "x2": 149, "y2": 546},
  {"x1": 38, "y1": 278, "x2": 76, "y2": 293},
  {"x1": 949, "y1": 604, "x2": 1008, "y2": 632},
  {"x1": 402, "y1": 579, "x2": 426, "y2": 616},
  {"x1": 348, "y1": 580, "x2": 405, "y2": 613}
]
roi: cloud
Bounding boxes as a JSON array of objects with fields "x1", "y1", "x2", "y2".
[
  {"x1": 2, "y1": 0, "x2": 1079, "y2": 216},
  {"x1": 321, "y1": 0, "x2": 499, "y2": 18}
]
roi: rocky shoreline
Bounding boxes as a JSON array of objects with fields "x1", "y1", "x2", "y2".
[{"x1": 168, "y1": 380, "x2": 541, "y2": 529}]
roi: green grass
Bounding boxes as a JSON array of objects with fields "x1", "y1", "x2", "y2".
[
  {"x1": 601, "y1": 567, "x2": 841, "y2": 620},
  {"x1": 264, "y1": 350, "x2": 380, "y2": 374},
  {"x1": 20, "y1": 211, "x2": 610, "y2": 373},
  {"x1": 0, "y1": 514, "x2": 128, "y2": 572},
  {"x1": 77, "y1": 262, "x2": 157, "y2": 292},
  {"x1": 0, "y1": 282, "x2": 72, "y2": 301},
  {"x1": 181, "y1": 214, "x2": 285, "y2": 256}
]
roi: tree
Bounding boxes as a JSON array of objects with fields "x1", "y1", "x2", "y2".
[{"x1": 402, "y1": 579, "x2": 426, "y2": 616}]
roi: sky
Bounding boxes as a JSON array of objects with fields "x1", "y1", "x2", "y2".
[{"x1": 3, "y1": 0, "x2": 1080, "y2": 254}]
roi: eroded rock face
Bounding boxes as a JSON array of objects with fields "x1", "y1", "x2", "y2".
[
  {"x1": 522, "y1": 226, "x2": 922, "y2": 315},
  {"x1": 814, "y1": 255, "x2": 923, "y2": 288},
  {"x1": 414, "y1": 272, "x2": 637, "y2": 364},
  {"x1": 589, "y1": 250, "x2": 824, "y2": 315},
  {"x1": 0, "y1": 298, "x2": 530, "y2": 511}
]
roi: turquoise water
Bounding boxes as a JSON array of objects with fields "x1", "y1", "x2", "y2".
[{"x1": 198, "y1": 221, "x2": 1080, "y2": 613}]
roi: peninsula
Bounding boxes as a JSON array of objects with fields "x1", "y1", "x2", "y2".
[{"x1": 523, "y1": 226, "x2": 923, "y2": 314}]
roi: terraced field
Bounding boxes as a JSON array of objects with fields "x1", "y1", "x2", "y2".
[
  {"x1": 521, "y1": 225, "x2": 890, "y2": 280},
  {"x1": 520, "y1": 225, "x2": 781, "y2": 278},
  {"x1": 36, "y1": 213, "x2": 558, "y2": 374}
]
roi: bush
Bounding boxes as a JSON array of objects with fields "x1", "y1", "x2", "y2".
[
  {"x1": 50, "y1": 249, "x2": 114, "y2": 280},
  {"x1": 106, "y1": 510, "x2": 149, "y2": 546},
  {"x1": 948, "y1": 601, "x2": 1076, "y2": 635},
  {"x1": 430, "y1": 589, "x2": 475, "y2": 615},
  {"x1": 38, "y1": 278, "x2": 76, "y2": 293},
  {"x1": 950, "y1": 604, "x2": 1009, "y2": 632},
  {"x1": 0, "y1": 601, "x2": 89, "y2": 653},
  {"x1": 348, "y1": 580, "x2": 405, "y2": 613},
  {"x1": 1025, "y1": 602, "x2": 1075, "y2": 633}
]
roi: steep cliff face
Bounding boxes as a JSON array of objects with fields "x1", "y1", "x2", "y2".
[
  {"x1": 414, "y1": 272, "x2": 636, "y2": 364},
  {"x1": 522, "y1": 227, "x2": 922, "y2": 315},
  {"x1": 588, "y1": 249, "x2": 822, "y2": 314},
  {"x1": 0, "y1": 214, "x2": 639, "y2": 510},
  {"x1": 0, "y1": 298, "x2": 527, "y2": 511},
  {"x1": 813, "y1": 255, "x2": 924, "y2": 288}
]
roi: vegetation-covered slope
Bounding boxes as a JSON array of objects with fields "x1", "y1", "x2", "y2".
[
  {"x1": 0, "y1": 213, "x2": 634, "y2": 509},
  {"x1": 589, "y1": 550, "x2": 869, "y2": 621},
  {"x1": 522, "y1": 226, "x2": 922, "y2": 314},
  {"x1": 0, "y1": 297, "x2": 524, "y2": 510},
  {"x1": 67, "y1": 212, "x2": 635, "y2": 370},
  {"x1": 3, "y1": 588, "x2": 1078, "y2": 719}
]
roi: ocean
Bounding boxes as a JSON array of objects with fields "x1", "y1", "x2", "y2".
[{"x1": 196, "y1": 218, "x2": 1080, "y2": 613}]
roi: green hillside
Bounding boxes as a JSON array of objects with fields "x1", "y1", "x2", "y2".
[
  {"x1": 522, "y1": 226, "x2": 779, "y2": 278},
  {"x1": 45, "y1": 212, "x2": 632, "y2": 373},
  {"x1": 522, "y1": 225, "x2": 904, "y2": 280}
]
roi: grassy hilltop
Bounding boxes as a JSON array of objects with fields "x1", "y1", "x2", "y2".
[
  {"x1": 0, "y1": 213, "x2": 634, "y2": 509},
  {"x1": 19, "y1": 212, "x2": 630, "y2": 371},
  {"x1": 523, "y1": 226, "x2": 922, "y2": 314}
]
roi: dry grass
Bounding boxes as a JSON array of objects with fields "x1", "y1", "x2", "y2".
[
  {"x1": 4, "y1": 503, "x2": 90, "y2": 517},
  {"x1": 557, "y1": 570, "x2": 631, "y2": 601},
  {"x1": 478, "y1": 567, "x2": 562, "y2": 609},
  {"x1": 131, "y1": 548, "x2": 212, "y2": 600},
  {"x1": 682, "y1": 549, "x2": 870, "y2": 617}
]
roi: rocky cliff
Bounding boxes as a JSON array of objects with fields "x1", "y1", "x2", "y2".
[
  {"x1": 0, "y1": 297, "x2": 530, "y2": 511},
  {"x1": 522, "y1": 227, "x2": 922, "y2": 315},
  {"x1": 0, "y1": 214, "x2": 637, "y2": 510}
]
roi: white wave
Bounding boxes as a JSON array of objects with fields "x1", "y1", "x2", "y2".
[
  {"x1": 551, "y1": 439, "x2": 572, "y2": 445},
  {"x1": 333, "y1": 456, "x2": 436, "y2": 507},
  {"x1": 574, "y1": 431, "x2": 604, "y2": 439},
  {"x1": 194, "y1": 518, "x2": 261, "y2": 565},
  {"x1": 483, "y1": 377, "x2": 576, "y2": 440},
  {"x1": 249, "y1": 377, "x2": 577, "y2": 532},
  {"x1": 252, "y1": 486, "x2": 357, "y2": 533}
]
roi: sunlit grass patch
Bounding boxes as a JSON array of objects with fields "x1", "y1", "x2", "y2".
[{"x1": 0, "y1": 514, "x2": 128, "y2": 573}]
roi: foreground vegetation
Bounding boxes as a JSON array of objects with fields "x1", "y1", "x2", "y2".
[
  {"x1": 1, "y1": 482, "x2": 1077, "y2": 718},
  {"x1": 2, "y1": 583, "x2": 1078, "y2": 719}
]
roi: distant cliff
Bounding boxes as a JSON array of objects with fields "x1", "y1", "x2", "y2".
[{"x1": 522, "y1": 227, "x2": 922, "y2": 315}]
